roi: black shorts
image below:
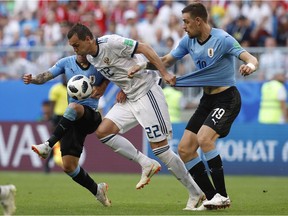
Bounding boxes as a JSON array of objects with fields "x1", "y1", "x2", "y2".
[
  {"x1": 186, "y1": 86, "x2": 241, "y2": 138},
  {"x1": 61, "y1": 106, "x2": 102, "y2": 157}
]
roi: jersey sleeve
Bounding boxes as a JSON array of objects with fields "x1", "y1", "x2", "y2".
[
  {"x1": 48, "y1": 58, "x2": 66, "y2": 77},
  {"x1": 108, "y1": 34, "x2": 138, "y2": 58},
  {"x1": 223, "y1": 34, "x2": 246, "y2": 58},
  {"x1": 170, "y1": 36, "x2": 189, "y2": 60}
]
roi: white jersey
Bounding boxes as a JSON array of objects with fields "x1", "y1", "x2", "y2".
[{"x1": 87, "y1": 34, "x2": 160, "y2": 101}]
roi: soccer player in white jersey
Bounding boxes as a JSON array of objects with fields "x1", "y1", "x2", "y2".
[
  {"x1": 130, "y1": 2, "x2": 258, "y2": 210},
  {"x1": 23, "y1": 55, "x2": 111, "y2": 207},
  {"x1": 67, "y1": 23, "x2": 204, "y2": 210},
  {"x1": 0, "y1": 184, "x2": 16, "y2": 216}
]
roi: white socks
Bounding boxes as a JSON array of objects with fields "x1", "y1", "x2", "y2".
[
  {"x1": 153, "y1": 145, "x2": 203, "y2": 196},
  {"x1": 101, "y1": 135, "x2": 203, "y2": 196},
  {"x1": 100, "y1": 134, "x2": 151, "y2": 167}
]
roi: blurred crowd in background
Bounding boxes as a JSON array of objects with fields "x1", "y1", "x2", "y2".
[{"x1": 0, "y1": 0, "x2": 287, "y2": 81}]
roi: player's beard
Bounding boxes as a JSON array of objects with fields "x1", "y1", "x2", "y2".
[
  {"x1": 187, "y1": 33, "x2": 195, "y2": 39},
  {"x1": 187, "y1": 30, "x2": 198, "y2": 39}
]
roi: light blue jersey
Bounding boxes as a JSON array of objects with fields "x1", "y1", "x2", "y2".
[
  {"x1": 173, "y1": 28, "x2": 245, "y2": 87},
  {"x1": 49, "y1": 55, "x2": 105, "y2": 109}
]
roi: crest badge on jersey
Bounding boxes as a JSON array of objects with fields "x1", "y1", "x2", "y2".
[
  {"x1": 208, "y1": 48, "x2": 214, "y2": 58},
  {"x1": 103, "y1": 57, "x2": 110, "y2": 65}
]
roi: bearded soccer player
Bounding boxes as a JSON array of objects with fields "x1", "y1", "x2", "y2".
[
  {"x1": 65, "y1": 23, "x2": 205, "y2": 210},
  {"x1": 130, "y1": 2, "x2": 258, "y2": 211}
]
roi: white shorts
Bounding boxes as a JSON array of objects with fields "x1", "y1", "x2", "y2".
[{"x1": 105, "y1": 84, "x2": 172, "y2": 142}]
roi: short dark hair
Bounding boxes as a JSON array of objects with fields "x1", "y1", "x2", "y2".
[
  {"x1": 182, "y1": 2, "x2": 208, "y2": 22},
  {"x1": 42, "y1": 100, "x2": 52, "y2": 106},
  {"x1": 67, "y1": 23, "x2": 94, "y2": 40}
]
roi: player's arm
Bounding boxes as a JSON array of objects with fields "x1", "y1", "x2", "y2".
[
  {"x1": 91, "y1": 78, "x2": 110, "y2": 99},
  {"x1": 133, "y1": 42, "x2": 176, "y2": 85},
  {"x1": 23, "y1": 71, "x2": 54, "y2": 85},
  {"x1": 238, "y1": 51, "x2": 259, "y2": 77},
  {"x1": 143, "y1": 54, "x2": 178, "y2": 70},
  {"x1": 161, "y1": 53, "x2": 178, "y2": 68},
  {"x1": 116, "y1": 89, "x2": 127, "y2": 103}
]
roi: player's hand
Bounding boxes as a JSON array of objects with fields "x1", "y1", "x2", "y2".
[
  {"x1": 90, "y1": 86, "x2": 104, "y2": 99},
  {"x1": 239, "y1": 64, "x2": 255, "y2": 77},
  {"x1": 116, "y1": 90, "x2": 127, "y2": 103},
  {"x1": 23, "y1": 74, "x2": 32, "y2": 84},
  {"x1": 128, "y1": 65, "x2": 141, "y2": 78},
  {"x1": 163, "y1": 73, "x2": 176, "y2": 86}
]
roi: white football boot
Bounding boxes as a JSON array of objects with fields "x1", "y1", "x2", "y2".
[
  {"x1": 203, "y1": 193, "x2": 231, "y2": 209},
  {"x1": 192, "y1": 202, "x2": 208, "y2": 211},
  {"x1": 96, "y1": 183, "x2": 111, "y2": 207},
  {"x1": 183, "y1": 194, "x2": 206, "y2": 210},
  {"x1": 136, "y1": 159, "x2": 161, "y2": 189},
  {"x1": 31, "y1": 141, "x2": 52, "y2": 159}
]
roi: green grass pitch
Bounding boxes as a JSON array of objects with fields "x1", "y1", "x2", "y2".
[{"x1": 1, "y1": 171, "x2": 288, "y2": 215}]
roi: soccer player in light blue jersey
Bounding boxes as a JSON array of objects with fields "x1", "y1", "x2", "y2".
[
  {"x1": 130, "y1": 2, "x2": 259, "y2": 211},
  {"x1": 23, "y1": 55, "x2": 111, "y2": 207}
]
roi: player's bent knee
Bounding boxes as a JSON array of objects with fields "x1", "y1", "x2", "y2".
[
  {"x1": 62, "y1": 157, "x2": 78, "y2": 173},
  {"x1": 95, "y1": 128, "x2": 106, "y2": 139},
  {"x1": 62, "y1": 164, "x2": 76, "y2": 173},
  {"x1": 197, "y1": 135, "x2": 212, "y2": 147},
  {"x1": 95, "y1": 118, "x2": 119, "y2": 139},
  {"x1": 150, "y1": 138, "x2": 168, "y2": 149},
  {"x1": 178, "y1": 144, "x2": 188, "y2": 158}
]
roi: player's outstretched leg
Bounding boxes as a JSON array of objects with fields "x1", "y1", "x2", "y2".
[
  {"x1": 67, "y1": 165, "x2": 112, "y2": 207},
  {"x1": 99, "y1": 134, "x2": 161, "y2": 189},
  {"x1": 0, "y1": 184, "x2": 17, "y2": 216},
  {"x1": 136, "y1": 159, "x2": 161, "y2": 189},
  {"x1": 153, "y1": 144, "x2": 205, "y2": 209},
  {"x1": 31, "y1": 141, "x2": 52, "y2": 159},
  {"x1": 95, "y1": 183, "x2": 111, "y2": 207}
]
